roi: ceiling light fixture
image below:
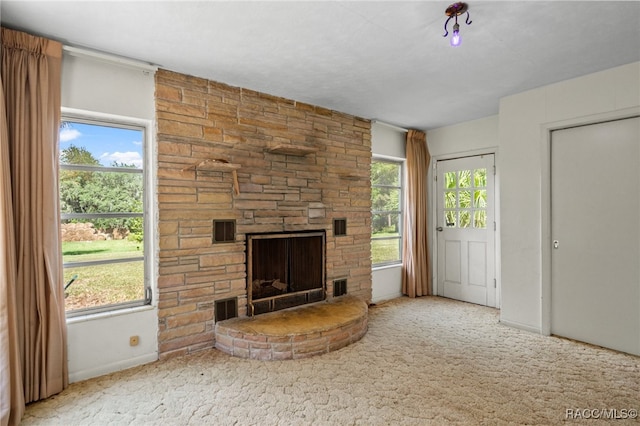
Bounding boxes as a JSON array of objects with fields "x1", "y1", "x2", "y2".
[{"x1": 443, "y1": 2, "x2": 472, "y2": 47}]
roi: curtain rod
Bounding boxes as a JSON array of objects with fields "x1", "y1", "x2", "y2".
[
  {"x1": 372, "y1": 120, "x2": 409, "y2": 133},
  {"x1": 63, "y1": 45, "x2": 158, "y2": 72}
]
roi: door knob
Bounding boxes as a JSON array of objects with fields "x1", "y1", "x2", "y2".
[
  {"x1": 436, "y1": 226, "x2": 443, "y2": 232},
  {"x1": 553, "y1": 240, "x2": 559, "y2": 249}
]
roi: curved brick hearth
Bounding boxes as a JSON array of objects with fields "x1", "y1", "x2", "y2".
[{"x1": 214, "y1": 296, "x2": 368, "y2": 360}]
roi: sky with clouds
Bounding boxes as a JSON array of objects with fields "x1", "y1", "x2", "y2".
[{"x1": 60, "y1": 121, "x2": 144, "y2": 168}]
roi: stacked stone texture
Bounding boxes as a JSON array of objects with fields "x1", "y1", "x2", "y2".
[
  {"x1": 156, "y1": 69, "x2": 372, "y2": 358},
  {"x1": 215, "y1": 315, "x2": 368, "y2": 361}
]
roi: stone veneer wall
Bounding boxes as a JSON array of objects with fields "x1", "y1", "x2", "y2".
[{"x1": 155, "y1": 69, "x2": 372, "y2": 358}]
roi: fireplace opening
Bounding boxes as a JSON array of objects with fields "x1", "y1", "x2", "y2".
[{"x1": 247, "y1": 231, "x2": 325, "y2": 315}]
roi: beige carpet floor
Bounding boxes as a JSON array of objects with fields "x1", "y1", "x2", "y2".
[{"x1": 22, "y1": 296, "x2": 640, "y2": 425}]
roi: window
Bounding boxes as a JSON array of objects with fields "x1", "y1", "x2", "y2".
[
  {"x1": 371, "y1": 159, "x2": 403, "y2": 266},
  {"x1": 444, "y1": 168, "x2": 487, "y2": 229},
  {"x1": 59, "y1": 117, "x2": 150, "y2": 315}
]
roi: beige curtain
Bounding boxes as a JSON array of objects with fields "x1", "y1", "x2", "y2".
[
  {"x1": 1, "y1": 27, "x2": 67, "y2": 425},
  {"x1": 0, "y1": 60, "x2": 24, "y2": 426},
  {"x1": 401, "y1": 129, "x2": 431, "y2": 298}
]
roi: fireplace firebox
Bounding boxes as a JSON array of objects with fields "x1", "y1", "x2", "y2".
[{"x1": 247, "y1": 231, "x2": 325, "y2": 315}]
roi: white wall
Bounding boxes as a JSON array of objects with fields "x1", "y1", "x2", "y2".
[
  {"x1": 427, "y1": 115, "x2": 500, "y2": 299},
  {"x1": 66, "y1": 307, "x2": 157, "y2": 382},
  {"x1": 428, "y1": 115, "x2": 499, "y2": 159},
  {"x1": 61, "y1": 51, "x2": 158, "y2": 382},
  {"x1": 371, "y1": 122, "x2": 406, "y2": 303},
  {"x1": 499, "y1": 61, "x2": 640, "y2": 333}
]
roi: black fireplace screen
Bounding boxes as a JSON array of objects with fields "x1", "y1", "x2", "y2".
[{"x1": 247, "y1": 231, "x2": 325, "y2": 315}]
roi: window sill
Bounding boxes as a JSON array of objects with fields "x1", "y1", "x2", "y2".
[
  {"x1": 372, "y1": 262, "x2": 402, "y2": 272},
  {"x1": 66, "y1": 303, "x2": 156, "y2": 325}
]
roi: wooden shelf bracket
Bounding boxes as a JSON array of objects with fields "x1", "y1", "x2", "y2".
[{"x1": 183, "y1": 158, "x2": 241, "y2": 195}]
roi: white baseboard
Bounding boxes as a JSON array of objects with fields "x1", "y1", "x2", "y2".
[
  {"x1": 371, "y1": 292, "x2": 403, "y2": 304},
  {"x1": 499, "y1": 318, "x2": 541, "y2": 334},
  {"x1": 69, "y1": 352, "x2": 158, "y2": 383}
]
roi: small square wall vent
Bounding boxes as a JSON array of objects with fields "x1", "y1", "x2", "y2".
[
  {"x1": 213, "y1": 220, "x2": 235, "y2": 243},
  {"x1": 333, "y1": 218, "x2": 347, "y2": 236},
  {"x1": 334, "y1": 279, "x2": 347, "y2": 297},
  {"x1": 215, "y1": 297, "x2": 237, "y2": 322}
]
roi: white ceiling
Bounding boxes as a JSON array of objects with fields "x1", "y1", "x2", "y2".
[{"x1": 2, "y1": 1, "x2": 639, "y2": 131}]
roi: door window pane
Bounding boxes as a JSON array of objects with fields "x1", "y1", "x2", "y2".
[
  {"x1": 459, "y1": 211, "x2": 471, "y2": 228},
  {"x1": 444, "y1": 191, "x2": 456, "y2": 208},
  {"x1": 474, "y1": 190, "x2": 487, "y2": 208},
  {"x1": 445, "y1": 210, "x2": 456, "y2": 227},
  {"x1": 458, "y1": 170, "x2": 471, "y2": 188},
  {"x1": 474, "y1": 210, "x2": 487, "y2": 229},
  {"x1": 445, "y1": 171, "x2": 456, "y2": 189},
  {"x1": 459, "y1": 190, "x2": 471, "y2": 208},
  {"x1": 474, "y1": 168, "x2": 487, "y2": 187}
]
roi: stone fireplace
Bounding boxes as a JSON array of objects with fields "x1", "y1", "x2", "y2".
[
  {"x1": 248, "y1": 231, "x2": 325, "y2": 315},
  {"x1": 155, "y1": 69, "x2": 372, "y2": 359}
]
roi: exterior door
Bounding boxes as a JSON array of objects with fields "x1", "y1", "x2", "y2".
[
  {"x1": 436, "y1": 155, "x2": 496, "y2": 307},
  {"x1": 551, "y1": 117, "x2": 640, "y2": 356}
]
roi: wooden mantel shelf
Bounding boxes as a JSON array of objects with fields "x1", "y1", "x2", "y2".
[
  {"x1": 266, "y1": 144, "x2": 319, "y2": 156},
  {"x1": 183, "y1": 158, "x2": 241, "y2": 195},
  {"x1": 334, "y1": 168, "x2": 366, "y2": 180},
  {"x1": 340, "y1": 172, "x2": 366, "y2": 180}
]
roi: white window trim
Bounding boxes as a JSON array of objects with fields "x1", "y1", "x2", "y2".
[
  {"x1": 371, "y1": 156, "x2": 405, "y2": 267},
  {"x1": 61, "y1": 107, "x2": 157, "y2": 319}
]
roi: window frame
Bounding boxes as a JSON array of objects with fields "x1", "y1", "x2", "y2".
[
  {"x1": 60, "y1": 110, "x2": 153, "y2": 317},
  {"x1": 371, "y1": 157, "x2": 404, "y2": 267}
]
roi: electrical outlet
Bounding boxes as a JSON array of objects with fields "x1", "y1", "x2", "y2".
[{"x1": 129, "y1": 335, "x2": 139, "y2": 347}]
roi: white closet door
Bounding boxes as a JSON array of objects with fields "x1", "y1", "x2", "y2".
[{"x1": 551, "y1": 117, "x2": 640, "y2": 355}]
